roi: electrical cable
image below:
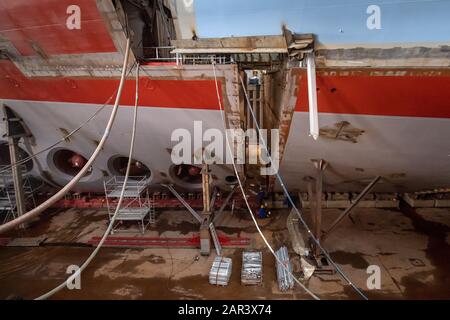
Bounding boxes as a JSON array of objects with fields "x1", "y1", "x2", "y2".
[
  {"x1": 0, "y1": 38, "x2": 132, "y2": 235},
  {"x1": 35, "y1": 61, "x2": 141, "y2": 300},
  {"x1": 212, "y1": 62, "x2": 320, "y2": 300}
]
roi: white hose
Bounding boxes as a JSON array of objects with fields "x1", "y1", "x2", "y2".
[
  {"x1": 306, "y1": 53, "x2": 319, "y2": 140},
  {"x1": 36, "y1": 62, "x2": 141, "y2": 300},
  {"x1": 0, "y1": 39, "x2": 132, "y2": 235}
]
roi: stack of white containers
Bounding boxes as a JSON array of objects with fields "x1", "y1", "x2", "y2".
[
  {"x1": 209, "y1": 256, "x2": 233, "y2": 286},
  {"x1": 241, "y1": 251, "x2": 263, "y2": 285},
  {"x1": 275, "y1": 246, "x2": 295, "y2": 291}
]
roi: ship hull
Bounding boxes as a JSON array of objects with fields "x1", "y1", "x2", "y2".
[
  {"x1": 1, "y1": 99, "x2": 234, "y2": 192},
  {"x1": 278, "y1": 112, "x2": 450, "y2": 193},
  {"x1": 1, "y1": 0, "x2": 449, "y2": 194},
  {"x1": 275, "y1": 69, "x2": 450, "y2": 192}
]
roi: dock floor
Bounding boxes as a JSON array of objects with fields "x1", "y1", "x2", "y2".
[{"x1": 0, "y1": 206, "x2": 449, "y2": 299}]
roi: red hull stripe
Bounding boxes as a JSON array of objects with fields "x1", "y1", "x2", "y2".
[
  {"x1": 0, "y1": 60, "x2": 223, "y2": 110},
  {"x1": 296, "y1": 75, "x2": 450, "y2": 118},
  {"x1": 2, "y1": 60, "x2": 450, "y2": 118},
  {"x1": 0, "y1": 0, "x2": 116, "y2": 56}
]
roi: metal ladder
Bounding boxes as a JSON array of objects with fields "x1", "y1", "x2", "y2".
[
  {"x1": 0, "y1": 175, "x2": 15, "y2": 224},
  {"x1": 0, "y1": 166, "x2": 38, "y2": 224},
  {"x1": 149, "y1": 197, "x2": 156, "y2": 224}
]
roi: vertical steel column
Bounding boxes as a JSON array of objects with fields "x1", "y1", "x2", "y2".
[
  {"x1": 312, "y1": 159, "x2": 327, "y2": 256},
  {"x1": 252, "y1": 87, "x2": 256, "y2": 129},
  {"x1": 202, "y1": 164, "x2": 211, "y2": 214},
  {"x1": 200, "y1": 164, "x2": 211, "y2": 256},
  {"x1": 304, "y1": 176, "x2": 316, "y2": 228},
  {"x1": 259, "y1": 82, "x2": 264, "y2": 130},
  {"x1": 210, "y1": 186, "x2": 218, "y2": 213}
]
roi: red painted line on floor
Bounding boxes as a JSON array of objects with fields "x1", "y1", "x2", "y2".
[
  {"x1": 49, "y1": 196, "x2": 255, "y2": 210},
  {"x1": 88, "y1": 235, "x2": 251, "y2": 248}
]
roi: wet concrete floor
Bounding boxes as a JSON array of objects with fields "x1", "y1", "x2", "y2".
[{"x1": 0, "y1": 205, "x2": 449, "y2": 300}]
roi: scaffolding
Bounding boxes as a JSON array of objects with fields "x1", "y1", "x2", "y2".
[
  {"x1": 104, "y1": 176, "x2": 154, "y2": 235},
  {"x1": 0, "y1": 165, "x2": 37, "y2": 224}
]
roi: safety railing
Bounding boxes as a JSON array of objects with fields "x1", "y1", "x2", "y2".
[
  {"x1": 142, "y1": 46, "x2": 231, "y2": 66},
  {"x1": 142, "y1": 46, "x2": 177, "y2": 63}
]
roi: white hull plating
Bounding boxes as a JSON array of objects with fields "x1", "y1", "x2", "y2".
[
  {"x1": 0, "y1": 100, "x2": 234, "y2": 192},
  {"x1": 1, "y1": 100, "x2": 449, "y2": 193},
  {"x1": 278, "y1": 112, "x2": 450, "y2": 193}
]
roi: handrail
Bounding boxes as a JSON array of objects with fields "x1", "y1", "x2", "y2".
[{"x1": 140, "y1": 46, "x2": 231, "y2": 66}]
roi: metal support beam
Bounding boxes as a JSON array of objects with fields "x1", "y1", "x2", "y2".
[
  {"x1": 202, "y1": 164, "x2": 211, "y2": 214},
  {"x1": 322, "y1": 176, "x2": 382, "y2": 241},
  {"x1": 210, "y1": 186, "x2": 218, "y2": 213},
  {"x1": 199, "y1": 219, "x2": 211, "y2": 256},
  {"x1": 303, "y1": 176, "x2": 316, "y2": 223},
  {"x1": 161, "y1": 184, "x2": 203, "y2": 223},
  {"x1": 200, "y1": 164, "x2": 212, "y2": 256},
  {"x1": 311, "y1": 159, "x2": 327, "y2": 256},
  {"x1": 213, "y1": 185, "x2": 237, "y2": 224},
  {"x1": 209, "y1": 222, "x2": 222, "y2": 256}
]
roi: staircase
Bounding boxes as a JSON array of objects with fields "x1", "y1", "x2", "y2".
[{"x1": 149, "y1": 197, "x2": 156, "y2": 225}]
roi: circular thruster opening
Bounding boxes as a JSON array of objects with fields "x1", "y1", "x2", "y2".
[
  {"x1": 225, "y1": 175, "x2": 238, "y2": 184},
  {"x1": 52, "y1": 149, "x2": 91, "y2": 177},
  {"x1": 0, "y1": 142, "x2": 33, "y2": 172},
  {"x1": 108, "y1": 156, "x2": 151, "y2": 179},
  {"x1": 169, "y1": 164, "x2": 203, "y2": 186}
]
